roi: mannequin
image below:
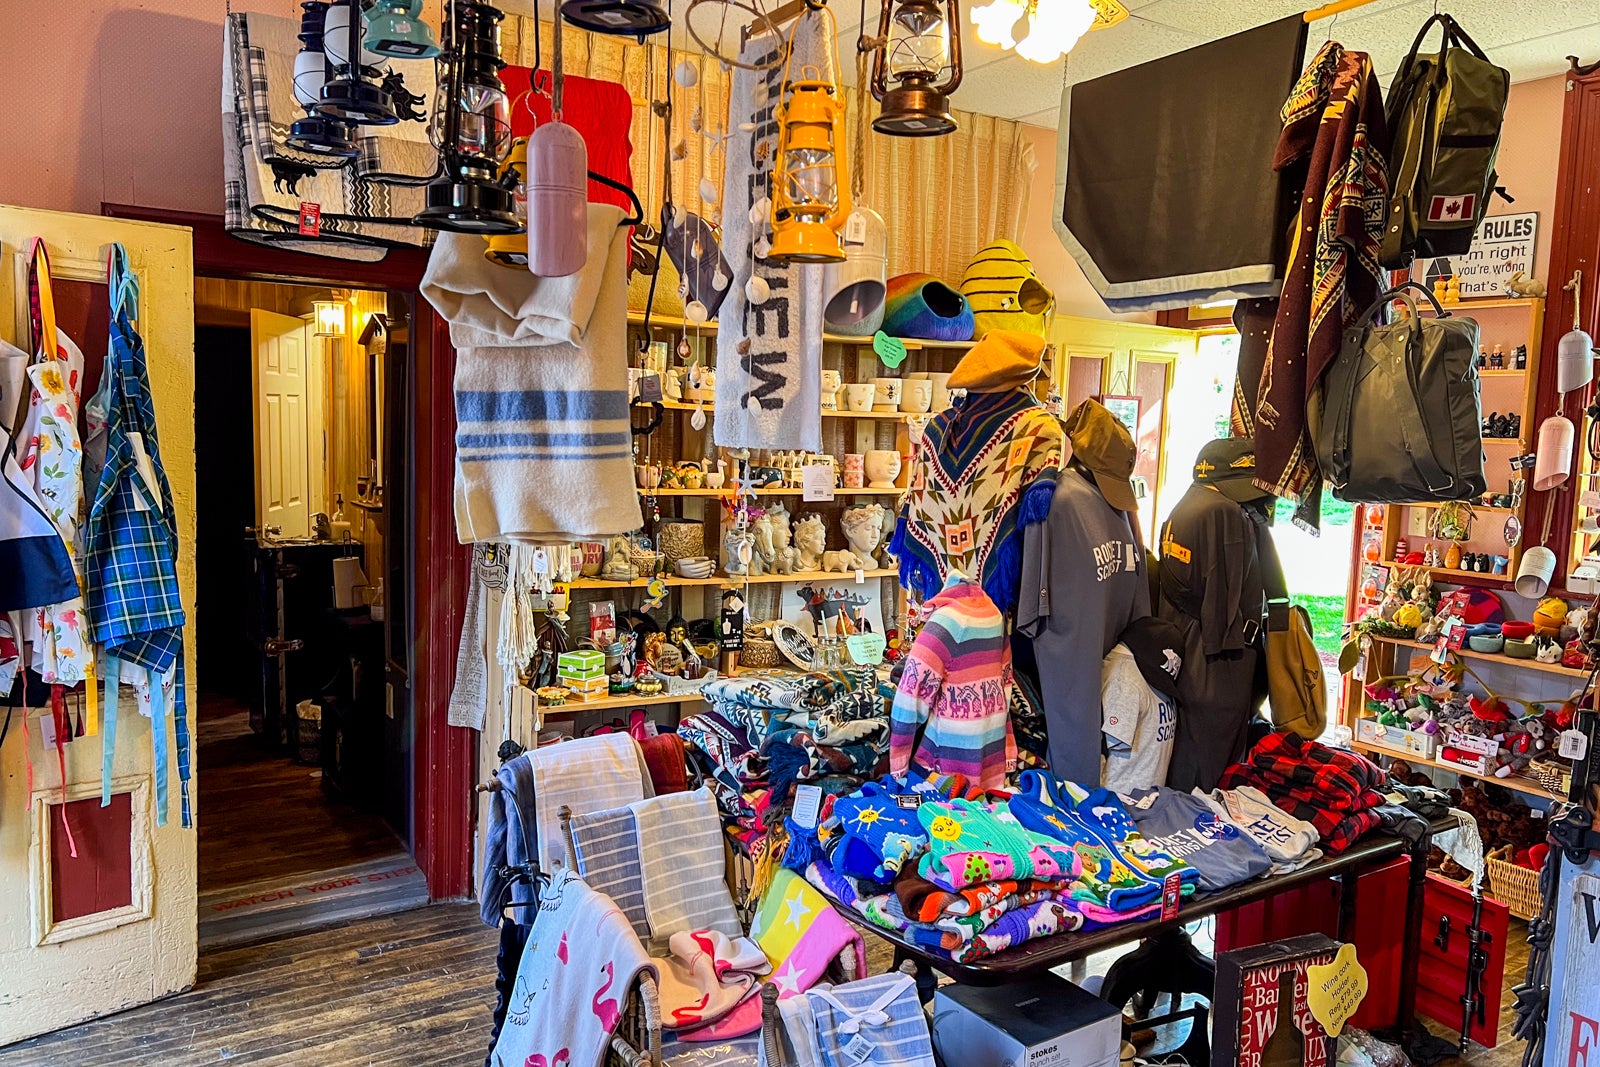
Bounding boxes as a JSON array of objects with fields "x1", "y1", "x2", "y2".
[
  {"x1": 1016, "y1": 401, "x2": 1149, "y2": 786},
  {"x1": 1156, "y1": 436, "x2": 1272, "y2": 792}
]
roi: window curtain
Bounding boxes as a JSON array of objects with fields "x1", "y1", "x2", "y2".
[{"x1": 502, "y1": 19, "x2": 1035, "y2": 286}]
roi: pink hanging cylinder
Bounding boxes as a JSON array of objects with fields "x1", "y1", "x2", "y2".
[{"x1": 526, "y1": 121, "x2": 589, "y2": 278}]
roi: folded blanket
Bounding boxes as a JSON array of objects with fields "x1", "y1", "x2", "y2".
[
  {"x1": 658, "y1": 930, "x2": 767, "y2": 1031},
  {"x1": 633, "y1": 788, "x2": 744, "y2": 954},
  {"x1": 527, "y1": 734, "x2": 651, "y2": 874},
  {"x1": 568, "y1": 806, "x2": 651, "y2": 942},
  {"x1": 806, "y1": 973, "x2": 936, "y2": 1067},
  {"x1": 423, "y1": 205, "x2": 643, "y2": 543},
  {"x1": 489, "y1": 869, "x2": 657, "y2": 1067}
]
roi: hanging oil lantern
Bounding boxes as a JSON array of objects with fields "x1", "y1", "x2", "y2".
[
  {"x1": 870, "y1": 0, "x2": 962, "y2": 136},
  {"x1": 767, "y1": 7, "x2": 850, "y2": 265}
]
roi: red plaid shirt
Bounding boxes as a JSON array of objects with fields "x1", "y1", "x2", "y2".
[{"x1": 1218, "y1": 732, "x2": 1386, "y2": 853}]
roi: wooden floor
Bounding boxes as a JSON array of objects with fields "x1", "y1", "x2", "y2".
[{"x1": 0, "y1": 906, "x2": 502, "y2": 1067}]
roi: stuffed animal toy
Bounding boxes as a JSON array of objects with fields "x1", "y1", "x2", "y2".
[
  {"x1": 1379, "y1": 578, "x2": 1406, "y2": 621},
  {"x1": 1495, "y1": 718, "x2": 1546, "y2": 778},
  {"x1": 1536, "y1": 637, "x2": 1564, "y2": 663}
]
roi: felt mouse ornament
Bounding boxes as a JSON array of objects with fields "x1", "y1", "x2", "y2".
[{"x1": 1470, "y1": 694, "x2": 1510, "y2": 722}]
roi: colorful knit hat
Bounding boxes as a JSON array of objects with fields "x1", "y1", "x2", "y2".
[
  {"x1": 948, "y1": 330, "x2": 1047, "y2": 393},
  {"x1": 960, "y1": 239, "x2": 1054, "y2": 340},
  {"x1": 882, "y1": 273, "x2": 975, "y2": 341}
]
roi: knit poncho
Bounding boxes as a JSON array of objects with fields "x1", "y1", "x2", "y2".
[{"x1": 892, "y1": 389, "x2": 1063, "y2": 613}]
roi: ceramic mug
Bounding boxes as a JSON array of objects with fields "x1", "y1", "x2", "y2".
[
  {"x1": 842, "y1": 452, "x2": 865, "y2": 488},
  {"x1": 820, "y1": 369, "x2": 842, "y2": 409},
  {"x1": 900, "y1": 378, "x2": 933, "y2": 413},
  {"x1": 871, "y1": 377, "x2": 903, "y2": 412},
  {"x1": 845, "y1": 383, "x2": 876, "y2": 413}
]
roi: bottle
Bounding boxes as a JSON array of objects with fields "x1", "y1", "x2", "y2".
[{"x1": 1260, "y1": 968, "x2": 1306, "y2": 1067}]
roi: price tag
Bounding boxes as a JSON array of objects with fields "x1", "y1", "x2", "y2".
[
  {"x1": 872, "y1": 331, "x2": 908, "y2": 368},
  {"x1": 1558, "y1": 729, "x2": 1589, "y2": 761},
  {"x1": 802, "y1": 464, "x2": 835, "y2": 502},
  {"x1": 1160, "y1": 871, "x2": 1182, "y2": 921},
  {"x1": 895, "y1": 793, "x2": 922, "y2": 809},
  {"x1": 793, "y1": 784, "x2": 823, "y2": 829},
  {"x1": 844, "y1": 211, "x2": 868, "y2": 247},
  {"x1": 1304, "y1": 943, "x2": 1369, "y2": 1039},
  {"x1": 855, "y1": 568, "x2": 866, "y2": 584},
  {"x1": 37, "y1": 710, "x2": 58, "y2": 749},
  {"x1": 846, "y1": 632, "x2": 886, "y2": 665},
  {"x1": 638, "y1": 373, "x2": 663, "y2": 403},
  {"x1": 298, "y1": 201, "x2": 322, "y2": 236},
  {"x1": 844, "y1": 1034, "x2": 874, "y2": 1063}
]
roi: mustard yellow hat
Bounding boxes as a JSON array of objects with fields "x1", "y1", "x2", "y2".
[{"x1": 947, "y1": 330, "x2": 1047, "y2": 393}]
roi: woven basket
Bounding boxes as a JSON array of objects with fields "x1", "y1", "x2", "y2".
[
  {"x1": 627, "y1": 546, "x2": 665, "y2": 578},
  {"x1": 740, "y1": 625, "x2": 781, "y2": 669},
  {"x1": 1486, "y1": 845, "x2": 1543, "y2": 921},
  {"x1": 658, "y1": 520, "x2": 705, "y2": 565}
]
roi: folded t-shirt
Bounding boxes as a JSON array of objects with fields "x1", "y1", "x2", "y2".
[
  {"x1": 1203, "y1": 785, "x2": 1322, "y2": 871},
  {"x1": 1120, "y1": 786, "x2": 1273, "y2": 892}
]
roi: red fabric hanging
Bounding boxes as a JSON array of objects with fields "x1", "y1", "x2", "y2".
[{"x1": 503, "y1": 66, "x2": 636, "y2": 215}]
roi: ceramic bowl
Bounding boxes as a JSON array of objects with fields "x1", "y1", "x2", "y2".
[
  {"x1": 1504, "y1": 637, "x2": 1537, "y2": 659},
  {"x1": 674, "y1": 556, "x2": 716, "y2": 578},
  {"x1": 1468, "y1": 634, "x2": 1504, "y2": 653},
  {"x1": 1500, "y1": 621, "x2": 1535, "y2": 640}
]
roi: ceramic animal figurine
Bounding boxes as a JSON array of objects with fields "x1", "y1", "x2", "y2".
[
  {"x1": 821, "y1": 546, "x2": 873, "y2": 573},
  {"x1": 840, "y1": 503, "x2": 887, "y2": 568},
  {"x1": 601, "y1": 536, "x2": 635, "y2": 581},
  {"x1": 674, "y1": 461, "x2": 705, "y2": 490},
  {"x1": 793, "y1": 514, "x2": 827, "y2": 572},
  {"x1": 752, "y1": 503, "x2": 797, "y2": 575},
  {"x1": 1507, "y1": 271, "x2": 1547, "y2": 298}
]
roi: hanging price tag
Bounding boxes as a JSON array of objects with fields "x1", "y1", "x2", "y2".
[
  {"x1": 638, "y1": 372, "x2": 663, "y2": 403},
  {"x1": 1160, "y1": 871, "x2": 1182, "y2": 921},
  {"x1": 1558, "y1": 729, "x2": 1589, "y2": 761},
  {"x1": 802, "y1": 464, "x2": 835, "y2": 502},
  {"x1": 793, "y1": 784, "x2": 823, "y2": 829},
  {"x1": 844, "y1": 211, "x2": 868, "y2": 247},
  {"x1": 298, "y1": 201, "x2": 322, "y2": 236},
  {"x1": 872, "y1": 331, "x2": 907, "y2": 368}
]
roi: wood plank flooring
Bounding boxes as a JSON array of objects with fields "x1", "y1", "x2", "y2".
[{"x1": 0, "y1": 906, "x2": 502, "y2": 1067}]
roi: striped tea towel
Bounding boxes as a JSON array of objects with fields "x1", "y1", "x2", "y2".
[
  {"x1": 528, "y1": 733, "x2": 652, "y2": 874},
  {"x1": 633, "y1": 787, "x2": 743, "y2": 954},
  {"x1": 713, "y1": 25, "x2": 824, "y2": 454},
  {"x1": 569, "y1": 805, "x2": 651, "y2": 942},
  {"x1": 806, "y1": 973, "x2": 936, "y2": 1067},
  {"x1": 423, "y1": 204, "x2": 643, "y2": 543}
]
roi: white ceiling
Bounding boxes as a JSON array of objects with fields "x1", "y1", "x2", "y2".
[{"x1": 823, "y1": 0, "x2": 1600, "y2": 125}]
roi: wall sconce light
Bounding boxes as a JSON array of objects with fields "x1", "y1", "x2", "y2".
[
  {"x1": 314, "y1": 299, "x2": 349, "y2": 337},
  {"x1": 768, "y1": 7, "x2": 850, "y2": 265},
  {"x1": 870, "y1": 0, "x2": 962, "y2": 136},
  {"x1": 415, "y1": 0, "x2": 520, "y2": 233}
]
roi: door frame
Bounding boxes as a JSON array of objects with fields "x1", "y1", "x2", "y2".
[{"x1": 103, "y1": 204, "x2": 476, "y2": 901}]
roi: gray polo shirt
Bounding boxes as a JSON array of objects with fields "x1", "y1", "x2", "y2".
[{"x1": 1016, "y1": 468, "x2": 1149, "y2": 786}]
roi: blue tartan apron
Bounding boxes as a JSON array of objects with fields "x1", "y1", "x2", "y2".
[{"x1": 83, "y1": 245, "x2": 190, "y2": 828}]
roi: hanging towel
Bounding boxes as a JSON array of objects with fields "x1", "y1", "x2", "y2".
[
  {"x1": 713, "y1": 26, "x2": 824, "y2": 453},
  {"x1": 1251, "y1": 42, "x2": 1390, "y2": 532},
  {"x1": 1053, "y1": 16, "x2": 1307, "y2": 312},
  {"x1": 529, "y1": 733, "x2": 652, "y2": 874},
  {"x1": 422, "y1": 205, "x2": 643, "y2": 543},
  {"x1": 633, "y1": 787, "x2": 744, "y2": 954},
  {"x1": 489, "y1": 868, "x2": 658, "y2": 1067}
]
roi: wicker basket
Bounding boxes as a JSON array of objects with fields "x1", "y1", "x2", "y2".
[
  {"x1": 740, "y1": 625, "x2": 781, "y2": 669},
  {"x1": 627, "y1": 545, "x2": 665, "y2": 578},
  {"x1": 1486, "y1": 845, "x2": 1543, "y2": 921}
]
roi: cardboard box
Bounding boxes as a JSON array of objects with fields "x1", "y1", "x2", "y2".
[
  {"x1": 1439, "y1": 747, "x2": 1494, "y2": 775},
  {"x1": 558, "y1": 650, "x2": 606, "y2": 678},
  {"x1": 1445, "y1": 726, "x2": 1501, "y2": 758},
  {"x1": 1213, "y1": 934, "x2": 1338, "y2": 1067},
  {"x1": 561, "y1": 675, "x2": 610, "y2": 694},
  {"x1": 932, "y1": 974, "x2": 1120, "y2": 1067},
  {"x1": 1356, "y1": 719, "x2": 1438, "y2": 760}
]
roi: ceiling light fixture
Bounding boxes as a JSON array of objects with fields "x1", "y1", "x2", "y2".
[{"x1": 970, "y1": 0, "x2": 1098, "y2": 64}]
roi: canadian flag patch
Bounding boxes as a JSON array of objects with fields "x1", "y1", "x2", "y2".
[{"x1": 1427, "y1": 194, "x2": 1476, "y2": 222}]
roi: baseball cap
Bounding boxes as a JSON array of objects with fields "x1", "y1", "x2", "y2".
[
  {"x1": 1063, "y1": 399, "x2": 1138, "y2": 513},
  {"x1": 1118, "y1": 616, "x2": 1185, "y2": 702},
  {"x1": 1193, "y1": 436, "x2": 1273, "y2": 503}
]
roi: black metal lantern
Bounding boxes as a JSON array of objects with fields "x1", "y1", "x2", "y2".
[
  {"x1": 287, "y1": 2, "x2": 363, "y2": 157},
  {"x1": 559, "y1": 0, "x2": 670, "y2": 43},
  {"x1": 415, "y1": 0, "x2": 520, "y2": 233},
  {"x1": 870, "y1": 0, "x2": 962, "y2": 136},
  {"x1": 318, "y1": 0, "x2": 402, "y2": 125}
]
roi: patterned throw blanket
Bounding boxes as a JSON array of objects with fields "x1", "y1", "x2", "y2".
[
  {"x1": 1250, "y1": 42, "x2": 1390, "y2": 531},
  {"x1": 892, "y1": 390, "x2": 1062, "y2": 612}
]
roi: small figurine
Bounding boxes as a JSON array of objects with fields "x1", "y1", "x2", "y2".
[
  {"x1": 793, "y1": 513, "x2": 828, "y2": 572},
  {"x1": 601, "y1": 536, "x2": 636, "y2": 581},
  {"x1": 1379, "y1": 577, "x2": 1406, "y2": 621},
  {"x1": 723, "y1": 524, "x2": 756, "y2": 576},
  {"x1": 1506, "y1": 271, "x2": 1547, "y2": 298},
  {"x1": 1514, "y1": 344, "x2": 1528, "y2": 370},
  {"x1": 752, "y1": 503, "x2": 797, "y2": 576}
]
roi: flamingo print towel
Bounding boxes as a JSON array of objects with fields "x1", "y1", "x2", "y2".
[{"x1": 490, "y1": 868, "x2": 656, "y2": 1067}]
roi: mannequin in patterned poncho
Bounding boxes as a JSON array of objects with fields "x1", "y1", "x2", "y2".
[{"x1": 891, "y1": 331, "x2": 1064, "y2": 617}]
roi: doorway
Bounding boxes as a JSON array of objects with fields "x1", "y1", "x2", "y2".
[{"x1": 191, "y1": 280, "x2": 423, "y2": 949}]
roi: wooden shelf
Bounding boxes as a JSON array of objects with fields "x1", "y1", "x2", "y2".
[
  {"x1": 1377, "y1": 561, "x2": 1513, "y2": 587},
  {"x1": 1479, "y1": 369, "x2": 1528, "y2": 377},
  {"x1": 1351, "y1": 740, "x2": 1563, "y2": 801},
  {"x1": 539, "y1": 689, "x2": 709, "y2": 715},
  {"x1": 567, "y1": 568, "x2": 899, "y2": 590},
  {"x1": 1429, "y1": 297, "x2": 1547, "y2": 312},
  {"x1": 638, "y1": 487, "x2": 902, "y2": 497},
  {"x1": 635, "y1": 399, "x2": 912, "y2": 421},
  {"x1": 1370, "y1": 635, "x2": 1591, "y2": 679}
]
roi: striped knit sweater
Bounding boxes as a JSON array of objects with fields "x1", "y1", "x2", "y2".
[{"x1": 890, "y1": 576, "x2": 1016, "y2": 790}]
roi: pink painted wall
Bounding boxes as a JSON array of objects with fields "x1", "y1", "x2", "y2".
[{"x1": 1016, "y1": 73, "x2": 1568, "y2": 322}]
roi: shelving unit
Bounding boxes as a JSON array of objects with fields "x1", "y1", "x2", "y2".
[
  {"x1": 638, "y1": 487, "x2": 902, "y2": 498},
  {"x1": 1368, "y1": 635, "x2": 1591, "y2": 680},
  {"x1": 1350, "y1": 740, "x2": 1562, "y2": 802},
  {"x1": 1377, "y1": 560, "x2": 1513, "y2": 587},
  {"x1": 568, "y1": 569, "x2": 900, "y2": 590},
  {"x1": 539, "y1": 689, "x2": 710, "y2": 716}
]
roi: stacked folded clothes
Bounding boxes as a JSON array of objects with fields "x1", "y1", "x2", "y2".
[
  {"x1": 678, "y1": 669, "x2": 895, "y2": 849},
  {"x1": 796, "y1": 773, "x2": 1200, "y2": 962},
  {"x1": 1218, "y1": 732, "x2": 1387, "y2": 853}
]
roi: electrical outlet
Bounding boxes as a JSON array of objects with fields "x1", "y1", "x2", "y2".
[{"x1": 1409, "y1": 509, "x2": 1430, "y2": 538}]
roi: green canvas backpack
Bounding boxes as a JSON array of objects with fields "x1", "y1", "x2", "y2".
[{"x1": 1379, "y1": 13, "x2": 1511, "y2": 269}]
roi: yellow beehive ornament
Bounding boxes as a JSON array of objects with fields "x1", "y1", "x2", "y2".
[{"x1": 960, "y1": 239, "x2": 1054, "y2": 340}]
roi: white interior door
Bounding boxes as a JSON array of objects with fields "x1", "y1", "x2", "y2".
[
  {"x1": 251, "y1": 309, "x2": 312, "y2": 539},
  {"x1": 0, "y1": 205, "x2": 196, "y2": 1044}
]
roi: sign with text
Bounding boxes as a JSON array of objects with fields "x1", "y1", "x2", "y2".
[
  {"x1": 1304, "y1": 943, "x2": 1368, "y2": 1038},
  {"x1": 1414, "y1": 211, "x2": 1539, "y2": 299}
]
